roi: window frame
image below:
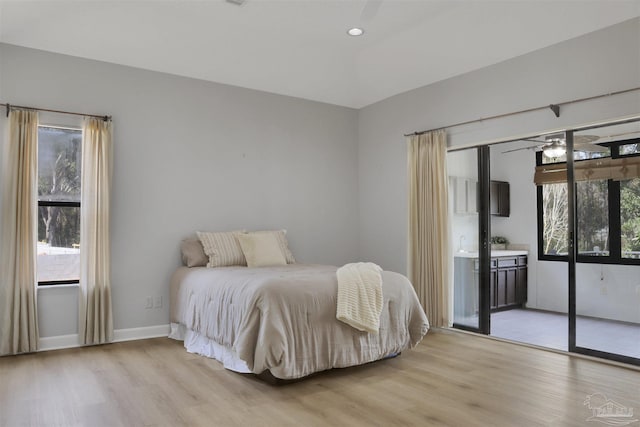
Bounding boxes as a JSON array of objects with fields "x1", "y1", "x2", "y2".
[
  {"x1": 37, "y1": 124, "x2": 83, "y2": 287},
  {"x1": 536, "y1": 137, "x2": 640, "y2": 266}
]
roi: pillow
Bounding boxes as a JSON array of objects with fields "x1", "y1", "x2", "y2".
[
  {"x1": 236, "y1": 232, "x2": 287, "y2": 268},
  {"x1": 180, "y1": 237, "x2": 208, "y2": 267},
  {"x1": 197, "y1": 230, "x2": 246, "y2": 268},
  {"x1": 250, "y1": 229, "x2": 295, "y2": 264}
]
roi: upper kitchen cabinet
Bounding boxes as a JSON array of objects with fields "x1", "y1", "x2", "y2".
[
  {"x1": 490, "y1": 180, "x2": 510, "y2": 217},
  {"x1": 454, "y1": 177, "x2": 478, "y2": 215}
]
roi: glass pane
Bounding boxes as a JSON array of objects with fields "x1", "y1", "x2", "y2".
[
  {"x1": 37, "y1": 206, "x2": 80, "y2": 282},
  {"x1": 541, "y1": 183, "x2": 568, "y2": 255},
  {"x1": 38, "y1": 126, "x2": 82, "y2": 203},
  {"x1": 576, "y1": 180, "x2": 609, "y2": 256},
  {"x1": 621, "y1": 178, "x2": 640, "y2": 259},
  {"x1": 620, "y1": 143, "x2": 640, "y2": 156},
  {"x1": 575, "y1": 125, "x2": 640, "y2": 361},
  {"x1": 448, "y1": 149, "x2": 480, "y2": 330},
  {"x1": 541, "y1": 152, "x2": 566, "y2": 164}
]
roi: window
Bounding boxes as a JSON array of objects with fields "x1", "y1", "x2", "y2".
[
  {"x1": 576, "y1": 179, "x2": 609, "y2": 256},
  {"x1": 620, "y1": 177, "x2": 640, "y2": 259},
  {"x1": 540, "y1": 183, "x2": 568, "y2": 255},
  {"x1": 537, "y1": 138, "x2": 640, "y2": 264},
  {"x1": 37, "y1": 126, "x2": 82, "y2": 285}
]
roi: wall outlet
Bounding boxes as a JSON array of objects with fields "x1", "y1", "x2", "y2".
[
  {"x1": 154, "y1": 296, "x2": 163, "y2": 309},
  {"x1": 145, "y1": 296, "x2": 153, "y2": 309}
]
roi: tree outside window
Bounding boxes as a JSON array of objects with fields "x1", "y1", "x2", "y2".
[{"x1": 37, "y1": 126, "x2": 82, "y2": 284}]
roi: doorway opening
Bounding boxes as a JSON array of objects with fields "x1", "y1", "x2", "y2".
[{"x1": 450, "y1": 118, "x2": 640, "y2": 365}]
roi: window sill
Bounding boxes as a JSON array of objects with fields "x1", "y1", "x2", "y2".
[{"x1": 37, "y1": 283, "x2": 80, "y2": 289}]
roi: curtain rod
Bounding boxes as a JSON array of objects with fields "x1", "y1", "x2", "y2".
[
  {"x1": 404, "y1": 86, "x2": 640, "y2": 137},
  {"x1": 0, "y1": 102, "x2": 111, "y2": 121}
]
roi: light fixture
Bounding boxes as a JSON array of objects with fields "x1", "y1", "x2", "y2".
[
  {"x1": 347, "y1": 27, "x2": 364, "y2": 36},
  {"x1": 542, "y1": 141, "x2": 566, "y2": 159}
]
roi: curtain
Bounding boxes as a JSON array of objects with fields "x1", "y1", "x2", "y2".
[
  {"x1": 407, "y1": 130, "x2": 450, "y2": 328},
  {"x1": 0, "y1": 109, "x2": 39, "y2": 355},
  {"x1": 79, "y1": 117, "x2": 113, "y2": 345}
]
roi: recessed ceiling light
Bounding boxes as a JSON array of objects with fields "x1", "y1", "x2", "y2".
[{"x1": 347, "y1": 28, "x2": 364, "y2": 37}]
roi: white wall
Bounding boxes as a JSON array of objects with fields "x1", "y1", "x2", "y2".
[
  {"x1": 358, "y1": 17, "x2": 640, "y2": 275},
  {"x1": 0, "y1": 43, "x2": 360, "y2": 338}
]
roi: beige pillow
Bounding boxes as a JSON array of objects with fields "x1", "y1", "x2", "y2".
[
  {"x1": 197, "y1": 230, "x2": 246, "y2": 268},
  {"x1": 237, "y1": 232, "x2": 287, "y2": 268},
  {"x1": 180, "y1": 238, "x2": 208, "y2": 267},
  {"x1": 251, "y1": 229, "x2": 295, "y2": 264}
]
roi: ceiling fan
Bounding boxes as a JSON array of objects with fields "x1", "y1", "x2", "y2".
[{"x1": 503, "y1": 133, "x2": 607, "y2": 157}]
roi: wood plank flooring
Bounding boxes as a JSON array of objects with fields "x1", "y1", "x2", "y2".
[{"x1": 1, "y1": 330, "x2": 639, "y2": 426}]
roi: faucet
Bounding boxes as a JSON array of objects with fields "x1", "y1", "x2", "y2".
[{"x1": 458, "y1": 235, "x2": 466, "y2": 253}]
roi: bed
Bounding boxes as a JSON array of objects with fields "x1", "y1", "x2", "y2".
[{"x1": 169, "y1": 263, "x2": 429, "y2": 380}]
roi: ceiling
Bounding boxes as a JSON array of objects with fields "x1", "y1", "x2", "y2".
[{"x1": 1, "y1": 0, "x2": 639, "y2": 109}]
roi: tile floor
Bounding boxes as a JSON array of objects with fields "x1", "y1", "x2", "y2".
[{"x1": 490, "y1": 308, "x2": 640, "y2": 360}]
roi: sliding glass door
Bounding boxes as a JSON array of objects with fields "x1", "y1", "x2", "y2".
[
  {"x1": 448, "y1": 117, "x2": 639, "y2": 366},
  {"x1": 450, "y1": 146, "x2": 491, "y2": 334},
  {"x1": 570, "y1": 124, "x2": 640, "y2": 364}
]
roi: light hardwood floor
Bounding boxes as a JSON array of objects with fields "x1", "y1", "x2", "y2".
[{"x1": 1, "y1": 330, "x2": 639, "y2": 427}]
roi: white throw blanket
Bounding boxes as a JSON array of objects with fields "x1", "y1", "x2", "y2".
[{"x1": 336, "y1": 262, "x2": 383, "y2": 334}]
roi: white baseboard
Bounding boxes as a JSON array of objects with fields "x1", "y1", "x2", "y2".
[
  {"x1": 39, "y1": 334, "x2": 82, "y2": 351},
  {"x1": 113, "y1": 324, "x2": 170, "y2": 342},
  {"x1": 38, "y1": 324, "x2": 170, "y2": 352}
]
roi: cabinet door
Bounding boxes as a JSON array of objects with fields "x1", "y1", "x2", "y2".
[
  {"x1": 454, "y1": 178, "x2": 467, "y2": 214},
  {"x1": 490, "y1": 181, "x2": 510, "y2": 217},
  {"x1": 490, "y1": 181, "x2": 499, "y2": 215},
  {"x1": 454, "y1": 177, "x2": 478, "y2": 214},
  {"x1": 490, "y1": 268, "x2": 497, "y2": 309},
  {"x1": 496, "y1": 269, "x2": 507, "y2": 307},
  {"x1": 516, "y1": 266, "x2": 528, "y2": 305},
  {"x1": 499, "y1": 182, "x2": 510, "y2": 217},
  {"x1": 505, "y1": 268, "x2": 517, "y2": 305},
  {"x1": 466, "y1": 179, "x2": 477, "y2": 214},
  {"x1": 496, "y1": 267, "x2": 517, "y2": 307}
]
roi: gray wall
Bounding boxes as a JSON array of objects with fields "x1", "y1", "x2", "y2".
[
  {"x1": 358, "y1": 17, "x2": 640, "y2": 274},
  {"x1": 0, "y1": 43, "x2": 359, "y2": 337}
]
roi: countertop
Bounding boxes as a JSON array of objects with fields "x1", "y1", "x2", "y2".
[{"x1": 454, "y1": 250, "x2": 528, "y2": 259}]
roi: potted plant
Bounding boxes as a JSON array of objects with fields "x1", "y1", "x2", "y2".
[{"x1": 491, "y1": 236, "x2": 509, "y2": 250}]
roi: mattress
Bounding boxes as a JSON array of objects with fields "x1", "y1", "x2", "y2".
[{"x1": 170, "y1": 264, "x2": 429, "y2": 380}]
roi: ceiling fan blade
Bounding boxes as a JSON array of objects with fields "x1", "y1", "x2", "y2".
[
  {"x1": 360, "y1": 0, "x2": 383, "y2": 22},
  {"x1": 574, "y1": 135, "x2": 600, "y2": 144},
  {"x1": 501, "y1": 144, "x2": 541, "y2": 154},
  {"x1": 596, "y1": 130, "x2": 640, "y2": 141},
  {"x1": 574, "y1": 142, "x2": 609, "y2": 153}
]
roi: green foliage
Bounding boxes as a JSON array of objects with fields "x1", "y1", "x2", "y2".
[
  {"x1": 621, "y1": 178, "x2": 640, "y2": 253},
  {"x1": 490, "y1": 236, "x2": 509, "y2": 244},
  {"x1": 576, "y1": 180, "x2": 608, "y2": 253}
]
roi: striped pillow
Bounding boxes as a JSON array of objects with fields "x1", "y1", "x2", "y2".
[
  {"x1": 250, "y1": 230, "x2": 295, "y2": 264},
  {"x1": 196, "y1": 231, "x2": 246, "y2": 267}
]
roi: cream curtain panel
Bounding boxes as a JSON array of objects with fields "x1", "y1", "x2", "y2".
[
  {"x1": 407, "y1": 130, "x2": 450, "y2": 328},
  {"x1": 0, "y1": 109, "x2": 39, "y2": 355},
  {"x1": 79, "y1": 117, "x2": 114, "y2": 345}
]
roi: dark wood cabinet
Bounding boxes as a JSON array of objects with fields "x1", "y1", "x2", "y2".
[
  {"x1": 491, "y1": 255, "x2": 527, "y2": 312},
  {"x1": 454, "y1": 254, "x2": 527, "y2": 319},
  {"x1": 490, "y1": 180, "x2": 510, "y2": 217},
  {"x1": 516, "y1": 263, "x2": 528, "y2": 305}
]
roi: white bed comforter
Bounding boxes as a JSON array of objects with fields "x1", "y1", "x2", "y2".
[{"x1": 170, "y1": 264, "x2": 429, "y2": 380}]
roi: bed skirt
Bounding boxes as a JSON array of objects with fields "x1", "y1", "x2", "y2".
[{"x1": 169, "y1": 322, "x2": 251, "y2": 373}]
